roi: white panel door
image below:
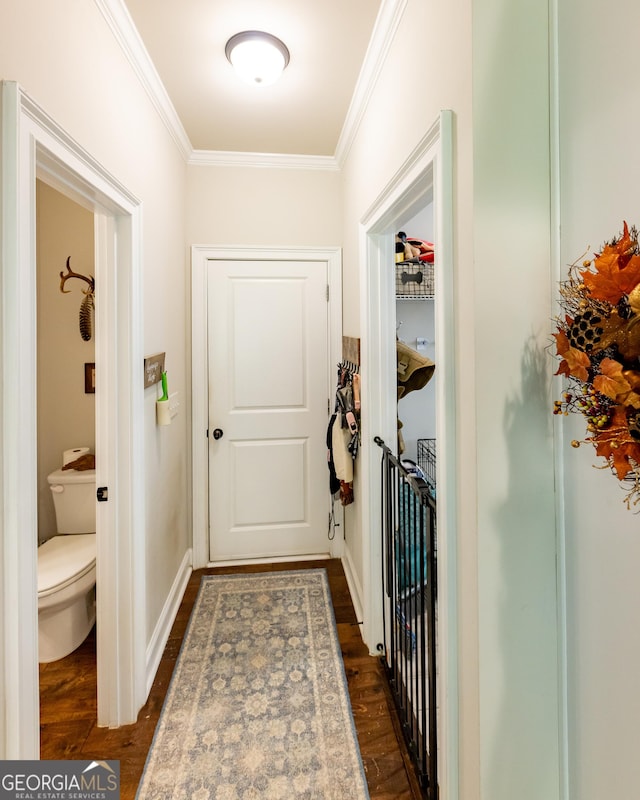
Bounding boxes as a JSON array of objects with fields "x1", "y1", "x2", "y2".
[{"x1": 207, "y1": 260, "x2": 329, "y2": 561}]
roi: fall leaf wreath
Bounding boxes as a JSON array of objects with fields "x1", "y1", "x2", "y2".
[{"x1": 553, "y1": 222, "x2": 640, "y2": 508}]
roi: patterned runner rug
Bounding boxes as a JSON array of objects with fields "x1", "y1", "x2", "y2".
[{"x1": 136, "y1": 569, "x2": 370, "y2": 799}]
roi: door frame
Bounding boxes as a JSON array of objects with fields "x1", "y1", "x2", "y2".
[
  {"x1": 359, "y1": 110, "x2": 459, "y2": 799},
  {"x1": 191, "y1": 245, "x2": 342, "y2": 569},
  {"x1": 0, "y1": 82, "x2": 146, "y2": 756}
]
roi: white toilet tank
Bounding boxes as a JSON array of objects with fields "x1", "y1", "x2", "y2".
[{"x1": 47, "y1": 468, "x2": 96, "y2": 534}]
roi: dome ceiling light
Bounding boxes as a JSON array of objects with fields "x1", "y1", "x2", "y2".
[{"x1": 225, "y1": 31, "x2": 290, "y2": 86}]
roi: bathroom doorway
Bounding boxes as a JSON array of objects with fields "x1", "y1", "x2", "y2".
[
  {"x1": 1, "y1": 81, "x2": 146, "y2": 756},
  {"x1": 36, "y1": 181, "x2": 96, "y2": 545},
  {"x1": 35, "y1": 181, "x2": 97, "y2": 727}
]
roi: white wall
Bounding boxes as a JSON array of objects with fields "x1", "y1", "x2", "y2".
[
  {"x1": 472, "y1": 0, "x2": 560, "y2": 797},
  {"x1": 36, "y1": 181, "x2": 95, "y2": 543},
  {"x1": 187, "y1": 164, "x2": 342, "y2": 247},
  {"x1": 0, "y1": 0, "x2": 189, "y2": 662},
  {"x1": 558, "y1": 2, "x2": 640, "y2": 798}
]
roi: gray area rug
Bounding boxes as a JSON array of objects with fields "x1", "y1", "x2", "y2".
[{"x1": 136, "y1": 569, "x2": 370, "y2": 799}]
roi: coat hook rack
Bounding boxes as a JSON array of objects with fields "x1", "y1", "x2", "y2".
[
  {"x1": 59, "y1": 256, "x2": 94, "y2": 294},
  {"x1": 59, "y1": 256, "x2": 95, "y2": 342},
  {"x1": 342, "y1": 336, "x2": 361, "y2": 368}
]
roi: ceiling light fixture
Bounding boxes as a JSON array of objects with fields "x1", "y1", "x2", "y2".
[{"x1": 225, "y1": 31, "x2": 290, "y2": 86}]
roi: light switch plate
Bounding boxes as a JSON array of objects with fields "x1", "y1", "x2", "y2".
[{"x1": 168, "y1": 391, "x2": 180, "y2": 418}]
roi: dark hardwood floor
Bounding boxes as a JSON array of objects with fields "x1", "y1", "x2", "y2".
[{"x1": 40, "y1": 559, "x2": 423, "y2": 799}]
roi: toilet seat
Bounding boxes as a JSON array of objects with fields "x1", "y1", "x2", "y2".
[{"x1": 38, "y1": 533, "x2": 96, "y2": 598}]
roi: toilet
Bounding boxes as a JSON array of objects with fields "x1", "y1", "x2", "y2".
[{"x1": 37, "y1": 465, "x2": 97, "y2": 663}]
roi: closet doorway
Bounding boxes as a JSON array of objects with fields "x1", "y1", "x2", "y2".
[
  {"x1": 395, "y1": 217, "x2": 437, "y2": 464},
  {"x1": 359, "y1": 111, "x2": 458, "y2": 797}
]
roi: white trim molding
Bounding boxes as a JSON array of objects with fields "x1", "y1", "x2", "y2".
[
  {"x1": 188, "y1": 150, "x2": 339, "y2": 171},
  {"x1": 145, "y1": 550, "x2": 192, "y2": 696},
  {"x1": 549, "y1": 0, "x2": 570, "y2": 795},
  {"x1": 335, "y1": 0, "x2": 408, "y2": 167},
  {"x1": 341, "y1": 546, "x2": 365, "y2": 626},
  {"x1": 190, "y1": 245, "x2": 342, "y2": 569},
  {"x1": 93, "y1": 0, "x2": 192, "y2": 160},
  {"x1": 1, "y1": 80, "x2": 39, "y2": 759}
]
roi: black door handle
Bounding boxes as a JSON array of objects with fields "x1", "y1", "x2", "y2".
[
  {"x1": 97, "y1": 486, "x2": 109, "y2": 502},
  {"x1": 212, "y1": 428, "x2": 224, "y2": 440}
]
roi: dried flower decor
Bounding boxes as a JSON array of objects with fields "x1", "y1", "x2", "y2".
[{"x1": 553, "y1": 222, "x2": 640, "y2": 508}]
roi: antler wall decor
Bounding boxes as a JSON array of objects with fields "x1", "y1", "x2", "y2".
[{"x1": 59, "y1": 256, "x2": 95, "y2": 342}]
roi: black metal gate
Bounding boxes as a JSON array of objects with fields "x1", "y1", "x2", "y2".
[{"x1": 375, "y1": 436, "x2": 438, "y2": 799}]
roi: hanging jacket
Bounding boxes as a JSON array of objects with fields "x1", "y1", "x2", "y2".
[
  {"x1": 326, "y1": 413, "x2": 341, "y2": 495},
  {"x1": 332, "y1": 414, "x2": 353, "y2": 484}
]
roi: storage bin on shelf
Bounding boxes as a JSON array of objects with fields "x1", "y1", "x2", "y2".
[{"x1": 395, "y1": 259, "x2": 434, "y2": 298}]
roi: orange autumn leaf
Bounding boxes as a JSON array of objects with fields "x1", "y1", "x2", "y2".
[
  {"x1": 593, "y1": 407, "x2": 626, "y2": 457},
  {"x1": 553, "y1": 329, "x2": 574, "y2": 378},
  {"x1": 623, "y1": 369, "x2": 640, "y2": 391},
  {"x1": 593, "y1": 358, "x2": 631, "y2": 400},
  {"x1": 592, "y1": 360, "x2": 640, "y2": 408},
  {"x1": 600, "y1": 221, "x2": 634, "y2": 265},
  {"x1": 620, "y1": 369, "x2": 640, "y2": 408},
  {"x1": 621, "y1": 253, "x2": 640, "y2": 286},
  {"x1": 622, "y1": 392, "x2": 640, "y2": 409},
  {"x1": 581, "y1": 252, "x2": 640, "y2": 304},
  {"x1": 596, "y1": 439, "x2": 640, "y2": 480},
  {"x1": 561, "y1": 347, "x2": 591, "y2": 382},
  {"x1": 592, "y1": 406, "x2": 640, "y2": 478},
  {"x1": 553, "y1": 331, "x2": 570, "y2": 377},
  {"x1": 553, "y1": 329, "x2": 571, "y2": 356},
  {"x1": 611, "y1": 444, "x2": 640, "y2": 479}
]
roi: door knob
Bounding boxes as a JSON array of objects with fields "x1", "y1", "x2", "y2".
[{"x1": 212, "y1": 428, "x2": 224, "y2": 440}]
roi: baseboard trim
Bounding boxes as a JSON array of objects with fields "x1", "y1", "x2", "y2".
[
  {"x1": 145, "y1": 549, "x2": 193, "y2": 696},
  {"x1": 341, "y1": 547, "x2": 365, "y2": 632}
]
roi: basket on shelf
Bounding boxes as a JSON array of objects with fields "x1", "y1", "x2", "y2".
[{"x1": 395, "y1": 260, "x2": 434, "y2": 297}]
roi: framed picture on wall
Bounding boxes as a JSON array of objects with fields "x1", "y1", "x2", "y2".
[{"x1": 84, "y1": 362, "x2": 95, "y2": 394}]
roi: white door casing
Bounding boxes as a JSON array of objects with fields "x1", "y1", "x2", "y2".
[
  {"x1": 359, "y1": 111, "x2": 458, "y2": 799},
  {"x1": 191, "y1": 246, "x2": 342, "y2": 569},
  {"x1": 207, "y1": 260, "x2": 330, "y2": 561},
  {"x1": 0, "y1": 82, "x2": 145, "y2": 756}
]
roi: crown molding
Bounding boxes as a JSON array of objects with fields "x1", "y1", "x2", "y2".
[
  {"x1": 94, "y1": 0, "x2": 402, "y2": 170},
  {"x1": 188, "y1": 149, "x2": 339, "y2": 171},
  {"x1": 335, "y1": 0, "x2": 408, "y2": 168},
  {"x1": 94, "y1": 0, "x2": 193, "y2": 160}
]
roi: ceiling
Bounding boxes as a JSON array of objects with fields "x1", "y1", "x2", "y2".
[{"x1": 122, "y1": 0, "x2": 384, "y2": 157}]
